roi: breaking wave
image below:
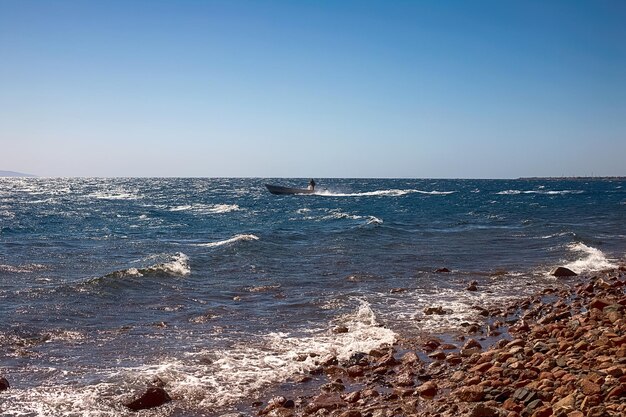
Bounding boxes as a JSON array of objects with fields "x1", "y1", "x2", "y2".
[
  {"x1": 563, "y1": 243, "x2": 618, "y2": 273},
  {"x1": 195, "y1": 234, "x2": 260, "y2": 248},
  {"x1": 103, "y1": 252, "x2": 191, "y2": 279}
]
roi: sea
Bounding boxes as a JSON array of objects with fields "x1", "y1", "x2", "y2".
[{"x1": 0, "y1": 177, "x2": 624, "y2": 416}]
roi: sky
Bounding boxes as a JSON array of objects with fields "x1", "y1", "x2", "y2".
[{"x1": 0, "y1": 0, "x2": 625, "y2": 178}]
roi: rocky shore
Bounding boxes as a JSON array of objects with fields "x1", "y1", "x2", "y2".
[{"x1": 253, "y1": 267, "x2": 626, "y2": 417}]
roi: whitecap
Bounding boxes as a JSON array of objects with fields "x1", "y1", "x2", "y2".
[
  {"x1": 195, "y1": 234, "x2": 259, "y2": 248},
  {"x1": 563, "y1": 242, "x2": 618, "y2": 273},
  {"x1": 104, "y1": 252, "x2": 190, "y2": 278},
  {"x1": 169, "y1": 204, "x2": 240, "y2": 214}
]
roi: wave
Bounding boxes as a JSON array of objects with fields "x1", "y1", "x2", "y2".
[
  {"x1": 1, "y1": 302, "x2": 395, "y2": 414},
  {"x1": 563, "y1": 243, "x2": 618, "y2": 273},
  {"x1": 103, "y1": 253, "x2": 190, "y2": 279},
  {"x1": 0, "y1": 263, "x2": 47, "y2": 273},
  {"x1": 496, "y1": 189, "x2": 583, "y2": 196},
  {"x1": 87, "y1": 191, "x2": 140, "y2": 200},
  {"x1": 539, "y1": 231, "x2": 577, "y2": 239},
  {"x1": 195, "y1": 234, "x2": 259, "y2": 248},
  {"x1": 316, "y1": 189, "x2": 455, "y2": 197},
  {"x1": 149, "y1": 301, "x2": 395, "y2": 408},
  {"x1": 169, "y1": 203, "x2": 240, "y2": 214}
]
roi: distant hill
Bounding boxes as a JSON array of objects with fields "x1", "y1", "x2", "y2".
[{"x1": 0, "y1": 170, "x2": 36, "y2": 177}]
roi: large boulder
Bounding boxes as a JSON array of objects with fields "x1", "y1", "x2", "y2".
[
  {"x1": 125, "y1": 387, "x2": 171, "y2": 411},
  {"x1": 551, "y1": 267, "x2": 577, "y2": 277},
  {"x1": 0, "y1": 376, "x2": 9, "y2": 391}
]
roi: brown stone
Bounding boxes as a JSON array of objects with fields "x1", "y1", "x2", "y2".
[
  {"x1": 464, "y1": 338, "x2": 482, "y2": 350},
  {"x1": 454, "y1": 385, "x2": 485, "y2": 402},
  {"x1": 347, "y1": 365, "x2": 364, "y2": 378},
  {"x1": 531, "y1": 405, "x2": 553, "y2": 417},
  {"x1": 304, "y1": 394, "x2": 346, "y2": 413},
  {"x1": 401, "y1": 351, "x2": 420, "y2": 364},
  {"x1": 343, "y1": 391, "x2": 361, "y2": 403},
  {"x1": 605, "y1": 384, "x2": 624, "y2": 399},
  {"x1": 124, "y1": 387, "x2": 172, "y2": 411},
  {"x1": 0, "y1": 377, "x2": 9, "y2": 391},
  {"x1": 339, "y1": 411, "x2": 361, "y2": 417},
  {"x1": 580, "y1": 378, "x2": 602, "y2": 396},
  {"x1": 416, "y1": 381, "x2": 438, "y2": 398},
  {"x1": 471, "y1": 362, "x2": 493, "y2": 373},
  {"x1": 396, "y1": 371, "x2": 415, "y2": 387}
]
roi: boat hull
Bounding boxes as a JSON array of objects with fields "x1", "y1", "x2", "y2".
[{"x1": 265, "y1": 184, "x2": 315, "y2": 195}]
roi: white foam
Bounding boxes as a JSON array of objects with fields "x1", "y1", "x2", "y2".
[
  {"x1": 316, "y1": 189, "x2": 454, "y2": 197},
  {"x1": 563, "y1": 242, "x2": 618, "y2": 273},
  {"x1": 170, "y1": 204, "x2": 240, "y2": 214},
  {"x1": 496, "y1": 189, "x2": 583, "y2": 196},
  {"x1": 196, "y1": 234, "x2": 260, "y2": 248},
  {"x1": 105, "y1": 253, "x2": 191, "y2": 278},
  {"x1": 366, "y1": 216, "x2": 383, "y2": 225},
  {"x1": 3, "y1": 302, "x2": 395, "y2": 415},
  {"x1": 0, "y1": 263, "x2": 47, "y2": 273}
]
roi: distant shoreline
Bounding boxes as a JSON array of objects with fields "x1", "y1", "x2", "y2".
[
  {"x1": 518, "y1": 176, "x2": 624, "y2": 180},
  {"x1": 0, "y1": 170, "x2": 36, "y2": 177}
]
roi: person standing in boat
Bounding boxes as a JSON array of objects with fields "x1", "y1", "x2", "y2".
[{"x1": 308, "y1": 179, "x2": 316, "y2": 191}]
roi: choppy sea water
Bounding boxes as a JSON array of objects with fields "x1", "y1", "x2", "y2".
[{"x1": 0, "y1": 177, "x2": 624, "y2": 416}]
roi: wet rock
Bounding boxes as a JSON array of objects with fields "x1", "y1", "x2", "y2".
[
  {"x1": 467, "y1": 281, "x2": 479, "y2": 291},
  {"x1": 435, "y1": 268, "x2": 451, "y2": 273},
  {"x1": 343, "y1": 390, "x2": 361, "y2": 403},
  {"x1": 424, "y1": 306, "x2": 447, "y2": 315},
  {"x1": 551, "y1": 267, "x2": 577, "y2": 277},
  {"x1": 401, "y1": 351, "x2": 420, "y2": 364},
  {"x1": 464, "y1": 338, "x2": 482, "y2": 350},
  {"x1": 125, "y1": 387, "x2": 172, "y2": 411},
  {"x1": 0, "y1": 376, "x2": 9, "y2": 391},
  {"x1": 333, "y1": 325, "x2": 349, "y2": 334}
]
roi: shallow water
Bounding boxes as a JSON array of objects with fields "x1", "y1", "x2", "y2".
[{"x1": 0, "y1": 178, "x2": 624, "y2": 416}]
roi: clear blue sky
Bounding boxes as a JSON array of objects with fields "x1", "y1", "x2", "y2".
[{"x1": 1, "y1": 0, "x2": 624, "y2": 178}]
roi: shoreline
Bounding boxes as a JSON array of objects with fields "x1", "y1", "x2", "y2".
[{"x1": 246, "y1": 267, "x2": 625, "y2": 417}]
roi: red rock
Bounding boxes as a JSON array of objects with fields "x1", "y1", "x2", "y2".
[
  {"x1": 464, "y1": 339, "x2": 482, "y2": 350},
  {"x1": 346, "y1": 365, "x2": 364, "y2": 377},
  {"x1": 531, "y1": 405, "x2": 553, "y2": 417},
  {"x1": 339, "y1": 411, "x2": 361, "y2": 417},
  {"x1": 589, "y1": 298, "x2": 611, "y2": 310},
  {"x1": 304, "y1": 394, "x2": 346, "y2": 413},
  {"x1": 471, "y1": 362, "x2": 493, "y2": 373},
  {"x1": 395, "y1": 371, "x2": 415, "y2": 387},
  {"x1": 401, "y1": 351, "x2": 419, "y2": 364},
  {"x1": 416, "y1": 381, "x2": 438, "y2": 398},
  {"x1": 580, "y1": 378, "x2": 602, "y2": 396},
  {"x1": 605, "y1": 384, "x2": 624, "y2": 399},
  {"x1": 428, "y1": 350, "x2": 446, "y2": 360},
  {"x1": 342, "y1": 391, "x2": 361, "y2": 403},
  {"x1": 454, "y1": 385, "x2": 484, "y2": 402}
]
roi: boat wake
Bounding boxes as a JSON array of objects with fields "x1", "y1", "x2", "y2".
[{"x1": 316, "y1": 189, "x2": 455, "y2": 197}]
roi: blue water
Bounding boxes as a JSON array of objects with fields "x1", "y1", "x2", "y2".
[{"x1": 0, "y1": 178, "x2": 624, "y2": 416}]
